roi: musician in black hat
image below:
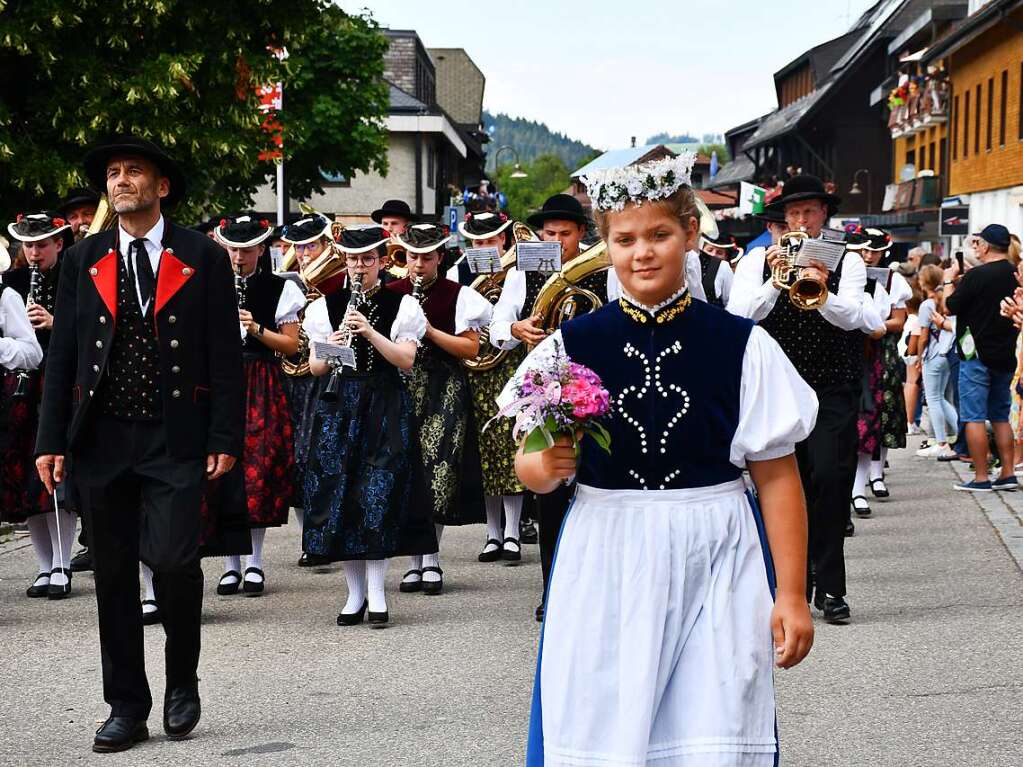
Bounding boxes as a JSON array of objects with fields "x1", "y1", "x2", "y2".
[
  {"x1": 57, "y1": 188, "x2": 102, "y2": 242},
  {"x1": 4, "y1": 212, "x2": 78, "y2": 598},
  {"x1": 697, "y1": 232, "x2": 738, "y2": 307},
  {"x1": 371, "y1": 198, "x2": 415, "y2": 234},
  {"x1": 35, "y1": 136, "x2": 244, "y2": 752},
  {"x1": 727, "y1": 174, "x2": 868, "y2": 624}
]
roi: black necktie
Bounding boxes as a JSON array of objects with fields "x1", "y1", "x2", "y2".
[{"x1": 130, "y1": 239, "x2": 155, "y2": 308}]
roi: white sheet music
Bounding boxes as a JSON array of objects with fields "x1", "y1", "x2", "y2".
[
  {"x1": 313, "y1": 341, "x2": 356, "y2": 369},
  {"x1": 793, "y1": 239, "x2": 846, "y2": 271},
  {"x1": 465, "y1": 246, "x2": 502, "y2": 274},
  {"x1": 865, "y1": 267, "x2": 892, "y2": 286},
  {"x1": 516, "y1": 241, "x2": 562, "y2": 273}
]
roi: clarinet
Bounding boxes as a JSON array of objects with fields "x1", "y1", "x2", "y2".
[
  {"x1": 12, "y1": 264, "x2": 43, "y2": 398},
  {"x1": 411, "y1": 274, "x2": 425, "y2": 305},
  {"x1": 321, "y1": 273, "x2": 365, "y2": 402},
  {"x1": 234, "y1": 263, "x2": 247, "y2": 310}
]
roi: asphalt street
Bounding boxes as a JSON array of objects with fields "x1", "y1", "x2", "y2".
[{"x1": 1, "y1": 440, "x2": 1020, "y2": 767}]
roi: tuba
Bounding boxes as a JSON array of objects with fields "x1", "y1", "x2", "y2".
[
  {"x1": 463, "y1": 221, "x2": 538, "y2": 372},
  {"x1": 85, "y1": 196, "x2": 117, "y2": 238},
  {"x1": 532, "y1": 239, "x2": 611, "y2": 336},
  {"x1": 770, "y1": 229, "x2": 829, "y2": 310}
]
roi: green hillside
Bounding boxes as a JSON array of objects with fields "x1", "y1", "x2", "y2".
[{"x1": 483, "y1": 110, "x2": 598, "y2": 172}]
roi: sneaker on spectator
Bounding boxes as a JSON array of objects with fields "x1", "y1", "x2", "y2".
[
  {"x1": 916, "y1": 443, "x2": 946, "y2": 458},
  {"x1": 992, "y1": 476, "x2": 1019, "y2": 492},
  {"x1": 953, "y1": 480, "x2": 993, "y2": 492},
  {"x1": 907, "y1": 423, "x2": 924, "y2": 435},
  {"x1": 935, "y1": 447, "x2": 959, "y2": 461}
]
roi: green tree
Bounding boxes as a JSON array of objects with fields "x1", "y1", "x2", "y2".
[
  {"x1": 0, "y1": 0, "x2": 389, "y2": 223},
  {"x1": 494, "y1": 153, "x2": 573, "y2": 223}
]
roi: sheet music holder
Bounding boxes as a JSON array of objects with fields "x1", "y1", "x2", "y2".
[
  {"x1": 516, "y1": 241, "x2": 562, "y2": 273},
  {"x1": 313, "y1": 341, "x2": 356, "y2": 369},
  {"x1": 465, "y1": 246, "x2": 502, "y2": 274}
]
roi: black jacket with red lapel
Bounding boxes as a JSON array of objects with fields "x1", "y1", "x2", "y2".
[{"x1": 35, "y1": 220, "x2": 245, "y2": 460}]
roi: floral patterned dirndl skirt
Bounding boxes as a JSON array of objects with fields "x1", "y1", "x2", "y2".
[
  {"x1": 857, "y1": 341, "x2": 884, "y2": 456},
  {"x1": 880, "y1": 333, "x2": 908, "y2": 449},
  {"x1": 467, "y1": 347, "x2": 526, "y2": 498},
  {"x1": 0, "y1": 370, "x2": 51, "y2": 522}
]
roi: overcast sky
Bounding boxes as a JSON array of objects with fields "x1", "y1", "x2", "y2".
[{"x1": 340, "y1": 0, "x2": 880, "y2": 149}]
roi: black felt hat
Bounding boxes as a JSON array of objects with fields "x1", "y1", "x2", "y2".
[
  {"x1": 754, "y1": 201, "x2": 787, "y2": 224},
  {"x1": 7, "y1": 210, "x2": 74, "y2": 248},
  {"x1": 396, "y1": 223, "x2": 452, "y2": 254},
  {"x1": 526, "y1": 194, "x2": 588, "y2": 228},
  {"x1": 83, "y1": 136, "x2": 187, "y2": 208},
  {"x1": 371, "y1": 199, "x2": 416, "y2": 225},
  {"x1": 281, "y1": 214, "x2": 333, "y2": 245},
  {"x1": 459, "y1": 211, "x2": 512, "y2": 240},
  {"x1": 56, "y1": 188, "x2": 100, "y2": 216},
  {"x1": 846, "y1": 226, "x2": 891, "y2": 252},
  {"x1": 217, "y1": 212, "x2": 275, "y2": 248},
  {"x1": 338, "y1": 226, "x2": 391, "y2": 254},
  {"x1": 774, "y1": 174, "x2": 840, "y2": 213},
  {"x1": 701, "y1": 232, "x2": 740, "y2": 250}
]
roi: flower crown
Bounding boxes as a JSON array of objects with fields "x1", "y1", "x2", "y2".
[{"x1": 583, "y1": 152, "x2": 697, "y2": 212}]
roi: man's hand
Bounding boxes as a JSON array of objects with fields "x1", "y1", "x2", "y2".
[
  {"x1": 765, "y1": 244, "x2": 786, "y2": 271},
  {"x1": 943, "y1": 259, "x2": 961, "y2": 283},
  {"x1": 206, "y1": 453, "x2": 236, "y2": 480},
  {"x1": 35, "y1": 455, "x2": 65, "y2": 494},
  {"x1": 771, "y1": 592, "x2": 814, "y2": 669},
  {"x1": 511, "y1": 314, "x2": 547, "y2": 345},
  {"x1": 26, "y1": 304, "x2": 54, "y2": 330}
]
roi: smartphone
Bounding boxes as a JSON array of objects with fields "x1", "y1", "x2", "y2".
[{"x1": 955, "y1": 250, "x2": 965, "y2": 272}]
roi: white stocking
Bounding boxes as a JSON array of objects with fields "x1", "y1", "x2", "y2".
[
  {"x1": 245, "y1": 528, "x2": 266, "y2": 582},
  {"x1": 402, "y1": 555, "x2": 423, "y2": 584},
  {"x1": 341, "y1": 560, "x2": 367, "y2": 614},
  {"x1": 47, "y1": 508, "x2": 75, "y2": 586},
  {"x1": 423, "y1": 525, "x2": 443, "y2": 582},
  {"x1": 293, "y1": 507, "x2": 304, "y2": 527},
  {"x1": 365, "y1": 559, "x2": 389, "y2": 613},
  {"x1": 26, "y1": 515, "x2": 52, "y2": 580},
  {"x1": 853, "y1": 453, "x2": 870, "y2": 499},
  {"x1": 870, "y1": 447, "x2": 887, "y2": 482},
  {"x1": 502, "y1": 496, "x2": 523, "y2": 542},
  {"x1": 222, "y1": 554, "x2": 242, "y2": 585},
  {"x1": 484, "y1": 496, "x2": 502, "y2": 551}
]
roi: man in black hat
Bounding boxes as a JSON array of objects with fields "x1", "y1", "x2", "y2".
[
  {"x1": 57, "y1": 188, "x2": 102, "y2": 242},
  {"x1": 728, "y1": 174, "x2": 868, "y2": 625},
  {"x1": 35, "y1": 136, "x2": 244, "y2": 752},
  {"x1": 697, "y1": 232, "x2": 738, "y2": 307},
  {"x1": 371, "y1": 199, "x2": 415, "y2": 235}
]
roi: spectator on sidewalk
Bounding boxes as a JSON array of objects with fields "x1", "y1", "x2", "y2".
[
  {"x1": 916, "y1": 266, "x2": 958, "y2": 459},
  {"x1": 944, "y1": 224, "x2": 1021, "y2": 491},
  {"x1": 902, "y1": 286, "x2": 924, "y2": 434}
]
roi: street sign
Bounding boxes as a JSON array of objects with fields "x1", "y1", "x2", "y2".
[{"x1": 939, "y1": 205, "x2": 970, "y2": 236}]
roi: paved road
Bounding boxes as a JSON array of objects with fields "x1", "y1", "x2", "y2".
[{"x1": 1, "y1": 442, "x2": 1021, "y2": 766}]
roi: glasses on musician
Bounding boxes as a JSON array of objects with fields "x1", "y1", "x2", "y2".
[{"x1": 345, "y1": 254, "x2": 380, "y2": 266}]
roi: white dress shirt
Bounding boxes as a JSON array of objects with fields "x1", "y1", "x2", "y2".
[
  {"x1": 118, "y1": 216, "x2": 165, "y2": 314},
  {"x1": 726, "y1": 244, "x2": 867, "y2": 331},
  {"x1": 0, "y1": 287, "x2": 44, "y2": 370}
]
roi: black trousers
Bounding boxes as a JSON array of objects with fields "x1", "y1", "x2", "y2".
[
  {"x1": 75, "y1": 415, "x2": 205, "y2": 719},
  {"x1": 536, "y1": 483, "x2": 575, "y2": 600},
  {"x1": 795, "y1": 381, "x2": 860, "y2": 599}
]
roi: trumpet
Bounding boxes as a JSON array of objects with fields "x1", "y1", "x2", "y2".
[
  {"x1": 321, "y1": 273, "x2": 365, "y2": 402},
  {"x1": 770, "y1": 230, "x2": 828, "y2": 311}
]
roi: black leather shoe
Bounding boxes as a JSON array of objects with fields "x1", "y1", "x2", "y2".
[
  {"x1": 814, "y1": 594, "x2": 851, "y2": 625},
  {"x1": 163, "y1": 687, "x2": 201, "y2": 740},
  {"x1": 367, "y1": 609, "x2": 389, "y2": 626},
  {"x1": 478, "y1": 539, "x2": 502, "y2": 562},
  {"x1": 298, "y1": 552, "x2": 330, "y2": 568},
  {"x1": 241, "y1": 567, "x2": 265, "y2": 596},
  {"x1": 336, "y1": 599, "x2": 368, "y2": 626},
  {"x1": 868, "y1": 478, "x2": 889, "y2": 498},
  {"x1": 845, "y1": 518, "x2": 855, "y2": 537},
  {"x1": 421, "y1": 566, "x2": 443, "y2": 595},
  {"x1": 216, "y1": 570, "x2": 241, "y2": 596},
  {"x1": 26, "y1": 573, "x2": 50, "y2": 598},
  {"x1": 519, "y1": 519, "x2": 539, "y2": 544},
  {"x1": 399, "y1": 569, "x2": 423, "y2": 593},
  {"x1": 851, "y1": 495, "x2": 872, "y2": 518},
  {"x1": 141, "y1": 600, "x2": 162, "y2": 626},
  {"x1": 47, "y1": 567, "x2": 72, "y2": 600},
  {"x1": 70, "y1": 547, "x2": 94, "y2": 573},
  {"x1": 502, "y1": 537, "x2": 522, "y2": 562},
  {"x1": 535, "y1": 603, "x2": 545, "y2": 623},
  {"x1": 93, "y1": 716, "x2": 149, "y2": 753}
]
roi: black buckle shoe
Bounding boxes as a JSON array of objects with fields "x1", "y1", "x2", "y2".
[
  {"x1": 845, "y1": 518, "x2": 855, "y2": 537},
  {"x1": 399, "y1": 569, "x2": 423, "y2": 593},
  {"x1": 70, "y1": 547, "x2": 94, "y2": 573},
  {"x1": 478, "y1": 539, "x2": 502, "y2": 562},
  {"x1": 163, "y1": 687, "x2": 201, "y2": 740},
  {"x1": 26, "y1": 573, "x2": 50, "y2": 598},
  {"x1": 93, "y1": 716, "x2": 149, "y2": 753},
  {"x1": 367, "y1": 609, "x2": 389, "y2": 627},
  {"x1": 216, "y1": 570, "x2": 241, "y2": 596},
  {"x1": 298, "y1": 552, "x2": 330, "y2": 568},
  {"x1": 47, "y1": 567, "x2": 72, "y2": 600},
  {"x1": 868, "y1": 478, "x2": 889, "y2": 498},
  {"x1": 519, "y1": 519, "x2": 539, "y2": 544},
  {"x1": 421, "y1": 566, "x2": 443, "y2": 595},
  {"x1": 241, "y1": 567, "x2": 265, "y2": 596},
  {"x1": 851, "y1": 495, "x2": 872, "y2": 518},
  {"x1": 141, "y1": 600, "x2": 161, "y2": 626},
  {"x1": 502, "y1": 537, "x2": 522, "y2": 562}
]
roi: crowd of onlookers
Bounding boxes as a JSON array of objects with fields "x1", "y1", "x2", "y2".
[{"x1": 899, "y1": 223, "x2": 1023, "y2": 492}]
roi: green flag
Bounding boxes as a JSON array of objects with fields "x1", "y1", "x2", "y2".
[{"x1": 739, "y1": 181, "x2": 766, "y2": 215}]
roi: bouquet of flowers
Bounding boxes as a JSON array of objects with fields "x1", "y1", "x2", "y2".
[{"x1": 490, "y1": 343, "x2": 612, "y2": 454}]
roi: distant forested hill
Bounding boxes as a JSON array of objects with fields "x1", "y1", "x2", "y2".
[
  {"x1": 483, "y1": 110, "x2": 598, "y2": 172},
  {"x1": 645, "y1": 132, "x2": 700, "y2": 145}
]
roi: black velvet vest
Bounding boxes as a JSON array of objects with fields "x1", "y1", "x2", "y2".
[
  {"x1": 240, "y1": 270, "x2": 287, "y2": 361},
  {"x1": 325, "y1": 285, "x2": 404, "y2": 378}
]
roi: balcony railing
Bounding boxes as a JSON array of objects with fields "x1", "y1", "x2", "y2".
[
  {"x1": 887, "y1": 74, "x2": 949, "y2": 139},
  {"x1": 881, "y1": 174, "x2": 943, "y2": 212}
]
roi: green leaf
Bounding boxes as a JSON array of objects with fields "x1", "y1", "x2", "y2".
[
  {"x1": 586, "y1": 423, "x2": 612, "y2": 454},
  {"x1": 523, "y1": 426, "x2": 551, "y2": 454}
]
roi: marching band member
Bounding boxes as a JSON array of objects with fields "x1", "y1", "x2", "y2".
[
  {"x1": 57, "y1": 188, "x2": 101, "y2": 242},
  {"x1": 35, "y1": 136, "x2": 244, "y2": 752},
  {"x1": 280, "y1": 213, "x2": 340, "y2": 567},
  {"x1": 697, "y1": 231, "x2": 737, "y2": 306},
  {"x1": 728, "y1": 174, "x2": 868, "y2": 624},
  {"x1": 4, "y1": 211, "x2": 77, "y2": 599},
  {"x1": 211, "y1": 213, "x2": 305, "y2": 597},
  {"x1": 302, "y1": 226, "x2": 433, "y2": 627},
  {"x1": 847, "y1": 228, "x2": 909, "y2": 519},
  {"x1": 462, "y1": 210, "x2": 530, "y2": 563},
  {"x1": 371, "y1": 198, "x2": 415, "y2": 235},
  {"x1": 389, "y1": 223, "x2": 492, "y2": 595},
  {"x1": 511, "y1": 155, "x2": 816, "y2": 766}
]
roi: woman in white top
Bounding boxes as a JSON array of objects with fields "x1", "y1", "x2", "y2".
[{"x1": 916, "y1": 264, "x2": 959, "y2": 459}]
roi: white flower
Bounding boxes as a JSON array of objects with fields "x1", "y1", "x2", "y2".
[{"x1": 583, "y1": 152, "x2": 697, "y2": 213}]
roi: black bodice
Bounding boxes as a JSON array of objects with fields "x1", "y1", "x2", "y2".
[
  {"x1": 325, "y1": 285, "x2": 405, "y2": 378},
  {"x1": 239, "y1": 270, "x2": 287, "y2": 360}
]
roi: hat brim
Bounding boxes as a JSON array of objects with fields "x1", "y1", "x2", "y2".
[
  {"x1": 458, "y1": 218, "x2": 512, "y2": 240},
  {"x1": 280, "y1": 223, "x2": 333, "y2": 246},
  {"x1": 83, "y1": 142, "x2": 186, "y2": 208},
  {"x1": 777, "y1": 191, "x2": 841, "y2": 210},
  {"x1": 216, "y1": 226, "x2": 274, "y2": 248},
  {"x1": 525, "y1": 209, "x2": 588, "y2": 228},
  {"x1": 395, "y1": 234, "x2": 452, "y2": 254},
  {"x1": 371, "y1": 207, "x2": 416, "y2": 225},
  {"x1": 339, "y1": 237, "x2": 390, "y2": 255},
  {"x1": 57, "y1": 195, "x2": 100, "y2": 215},
  {"x1": 7, "y1": 222, "x2": 73, "y2": 243},
  {"x1": 700, "y1": 236, "x2": 740, "y2": 251}
]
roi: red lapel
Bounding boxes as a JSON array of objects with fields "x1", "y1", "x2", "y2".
[
  {"x1": 89, "y1": 250, "x2": 119, "y2": 321},
  {"x1": 154, "y1": 249, "x2": 194, "y2": 315}
]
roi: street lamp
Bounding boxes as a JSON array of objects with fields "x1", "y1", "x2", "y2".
[
  {"x1": 849, "y1": 168, "x2": 871, "y2": 214},
  {"x1": 494, "y1": 145, "x2": 528, "y2": 179}
]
